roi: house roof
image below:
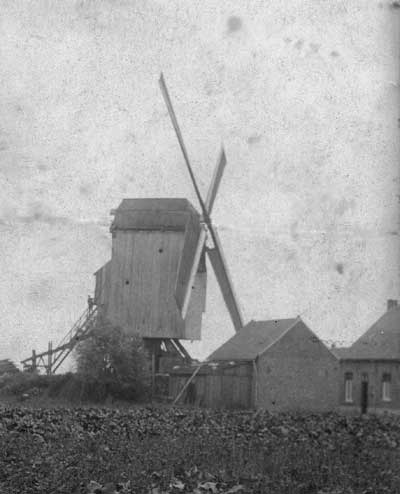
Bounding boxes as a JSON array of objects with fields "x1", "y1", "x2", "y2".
[
  {"x1": 207, "y1": 318, "x2": 299, "y2": 361},
  {"x1": 343, "y1": 306, "x2": 400, "y2": 360}
]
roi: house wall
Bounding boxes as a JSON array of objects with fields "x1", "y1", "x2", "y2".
[
  {"x1": 339, "y1": 360, "x2": 400, "y2": 413},
  {"x1": 170, "y1": 362, "x2": 253, "y2": 409},
  {"x1": 256, "y1": 321, "x2": 340, "y2": 412}
]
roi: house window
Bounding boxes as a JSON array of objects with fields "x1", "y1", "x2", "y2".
[
  {"x1": 345, "y1": 372, "x2": 353, "y2": 403},
  {"x1": 382, "y1": 373, "x2": 391, "y2": 402}
]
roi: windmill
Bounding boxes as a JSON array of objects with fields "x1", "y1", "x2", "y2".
[
  {"x1": 21, "y1": 74, "x2": 244, "y2": 380},
  {"x1": 93, "y1": 74, "x2": 245, "y2": 384},
  {"x1": 159, "y1": 73, "x2": 244, "y2": 336}
]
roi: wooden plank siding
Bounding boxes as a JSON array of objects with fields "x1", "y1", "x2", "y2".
[
  {"x1": 170, "y1": 362, "x2": 253, "y2": 409},
  {"x1": 104, "y1": 230, "x2": 205, "y2": 339},
  {"x1": 94, "y1": 199, "x2": 206, "y2": 340},
  {"x1": 184, "y1": 270, "x2": 207, "y2": 339},
  {"x1": 94, "y1": 260, "x2": 111, "y2": 315},
  {"x1": 109, "y1": 230, "x2": 183, "y2": 337},
  {"x1": 174, "y1": 212, "x2": 203, "y2": 311}
]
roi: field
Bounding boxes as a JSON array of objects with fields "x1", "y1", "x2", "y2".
[{"x1": 1, "y1": 404, "x2": 400, "y2": 494}]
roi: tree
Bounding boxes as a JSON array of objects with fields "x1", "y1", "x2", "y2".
[{"x1": 75, "y1": 318, "x2": 150, "y2": 401}]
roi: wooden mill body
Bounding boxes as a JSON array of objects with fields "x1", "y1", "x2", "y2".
[{"x1": 94, "y1": 198, "x2": 207, "y2": 345}]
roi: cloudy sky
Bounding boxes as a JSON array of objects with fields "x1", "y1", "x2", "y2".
[{"x1": 0, "y1": 0, "x2": 399, "y2": 366}]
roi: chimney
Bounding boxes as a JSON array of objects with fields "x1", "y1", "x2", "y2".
[{"x1": 387, "y1": 299, "x2": 398, "y2": 311}]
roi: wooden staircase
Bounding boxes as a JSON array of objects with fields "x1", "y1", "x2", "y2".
[{"x1": 21, "y1": 306, "x2": 98, "y2": 374}]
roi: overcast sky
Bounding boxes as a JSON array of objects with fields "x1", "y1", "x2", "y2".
[{"x1": 0, "y1": 0, "x2": 399, "y2": 366}]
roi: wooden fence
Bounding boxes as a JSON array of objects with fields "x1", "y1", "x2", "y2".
[{"x1": 169, "y1": 361, "x2": 253, "y2": 409}]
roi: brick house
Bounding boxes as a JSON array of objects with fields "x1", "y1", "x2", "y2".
[
  {"x1": 335, "y1": 300, "x2": 400, "y2": 414},
  {"x1": 171, "y1": 317, "x2": 340, "y2": 411}
]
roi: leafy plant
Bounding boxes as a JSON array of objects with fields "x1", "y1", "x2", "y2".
[
  {"x1": 0, "y1": 406, "x2": 399, "y2": 493},
  {"x1": 74, "y1": 319, "x2": 150, "y2": 402},
  {"x1": 0, "y1": 372, "x2": 51, "y2": 395}
]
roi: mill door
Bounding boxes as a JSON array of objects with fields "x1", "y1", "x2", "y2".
[{"x1": 361, "y1": 375, "x2": 368, "y2": 414}]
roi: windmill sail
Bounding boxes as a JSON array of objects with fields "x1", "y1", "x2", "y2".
[
  {"x1": 159, "y1": 73, "x2": 206, "y2": 212},
  {"x1": 207, "y1": 227, "x2": 243, "y2": 333},
  {"x1": 175, "y1": 149, "x2": 226, "y2": 318},
  {"x1": 205, "y1": 148, "x2": 226, "y2": 215},
  {"x1": 181, "y1": 227, "x2": 207, "y2": 319},
  {"x1": 175, "y1": 222, "x2": 207, "y2": 318},
  {"x1": 160, "y1": 72, "x2": 244, "y2": 333}
]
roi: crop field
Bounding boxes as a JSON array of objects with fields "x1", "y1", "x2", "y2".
[{"x1": 0, "y1": 405, "x2": 399, "y2": 494}]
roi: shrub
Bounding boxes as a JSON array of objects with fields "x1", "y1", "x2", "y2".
[
  {"x1": 47, "y1": 373, "x2": 76, "y2": 398},
  {"x1": 0, "y1": 373, "x2": 51, "y2": 395},
  {"x1": 74, "y1": 319, "x2": 150, "y2": 402}
]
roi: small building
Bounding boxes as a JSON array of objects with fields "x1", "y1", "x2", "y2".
[
  {"x1": 335, "y1": 300, "x2": 400, "y2": 414},
  {"x1": 170, "y1": 317, "x2": 340, "y2": 411}
]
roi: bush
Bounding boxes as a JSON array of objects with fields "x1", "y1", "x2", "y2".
[
  {"x1": 47, "y1": 373, "x2": 130, "y2": 403},
  {"x1": 47, "y1": 374, "x2": 105, "y2": 403},
  {"x1": 74, "y1": 319, "x2": 150, "y2": 402},
  {"x1": 0, "y1": 373, "x2": 51, "y2": 395},
  {"x1": 47, "y1": 373, "x2": 76, "y2": 398}
]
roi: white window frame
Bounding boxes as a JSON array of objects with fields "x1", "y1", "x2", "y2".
[
  {"x1": 345, "y1": 373, "x2": 353, "y2": 403},
  {"x1": 382, "y1": 374, "x2": 391, "y2": 402}
]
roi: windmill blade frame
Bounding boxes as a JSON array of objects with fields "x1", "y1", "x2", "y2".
[
  {"x1": 180, "y1": 225, "x2": 207, "y2": 319},
  {"x1": 176, "y1": 149, "x2": 227, "y2": 317},
  {"x1": 205, "y1": 148, "x2": 226, "y2": 215},
  {"x1": 159, "y1": 73, "x2": 208, "y2": 218},
  {"x1": 160, "y1": 72, "x2": 244, "y2": 332},
  {"x1": 206, "y1": 226, "x2": 244, "y2": 332}
]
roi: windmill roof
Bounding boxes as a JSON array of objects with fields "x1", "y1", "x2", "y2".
[
  {"x1": 115, "y1": 198, "x2": 198, "y2": 213},
  {"x1": 342, "y1": 307, "x2": 400, "y2": 360},
  {"x1": 94, "y1": 259, "x2": 111, "y2": 276},
  {"x1": 207, "y1": 318, "x2": 299, "y2": 361},
  {"x1": 111, "y1": 198, "x2": 200, "y2": 231}
]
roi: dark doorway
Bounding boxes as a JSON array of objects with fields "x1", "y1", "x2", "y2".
[
  {"x1": 361, "y1": 381, "x2": 368, "y2": 414},
  {"x1": 185, "y1": 382, "x2": 197, "y2": 405}
]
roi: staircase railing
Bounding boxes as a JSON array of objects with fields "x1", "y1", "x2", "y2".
[{"x1": 21, "y1": 306, "x2": 98, "y2": 374}]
